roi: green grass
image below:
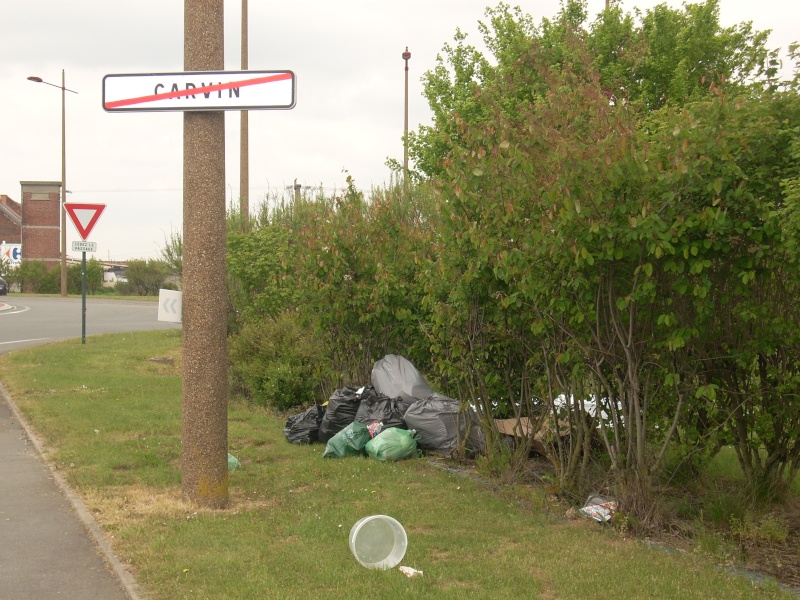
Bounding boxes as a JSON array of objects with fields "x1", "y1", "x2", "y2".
[{"x1": 0, "y1": 331, "x2": 795, "y2": 599}]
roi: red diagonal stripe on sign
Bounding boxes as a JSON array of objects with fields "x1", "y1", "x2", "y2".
[{"x1": 104, "y1": 72, "x2": 292, "y2": 109}]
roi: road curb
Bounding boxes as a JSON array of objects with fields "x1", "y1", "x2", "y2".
[{"x1": 0, "y1": 380, "x2": 147, "y2": 600}]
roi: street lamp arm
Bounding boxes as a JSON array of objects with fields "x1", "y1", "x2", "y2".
[{"x1": 27, "y1": 76, "x2": 78, "y2": 94}]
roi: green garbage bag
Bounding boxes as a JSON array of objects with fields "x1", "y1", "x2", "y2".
[
  {"x1": 323, "y1": 422, "x2": 371, "y2": 458},
  {"x1": 228, "y1": 453, "x2": 242, "y2": 471},
  {"x1": 365, "y1": 428, "x2": 419, "y2": 461}
]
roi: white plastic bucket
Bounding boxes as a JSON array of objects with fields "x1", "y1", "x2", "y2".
[{"x1": 348, "y1": 515, "x2": 407, "y2": 569}]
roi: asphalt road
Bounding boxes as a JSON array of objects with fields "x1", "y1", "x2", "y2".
[{"x1": 0, "y1": 295, "x2": 181, "y2": 355}]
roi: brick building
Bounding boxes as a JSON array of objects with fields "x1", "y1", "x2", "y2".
[
  {"x1": 1, "y1": 181, "x2": 62, "y2": 267},
  {"x1": 0, "y1": 194, "x2": 22, "y2": 245}
]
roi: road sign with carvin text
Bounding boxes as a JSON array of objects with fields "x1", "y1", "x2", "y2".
[{"x1": 102, "y1": 71, "x2": 296, "y2": 112}]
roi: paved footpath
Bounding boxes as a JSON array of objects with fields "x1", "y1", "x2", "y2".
[{"x1": 0, "y1": 380, "x2": 140, "y2": 599}]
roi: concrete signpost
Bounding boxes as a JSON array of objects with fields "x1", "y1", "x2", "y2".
[
  {"x1": 65, "y1": 203, "x2": 105, "y2": 344},
  {"x1": 103, "y1": 0, "x2": 296, "y2": 508}
]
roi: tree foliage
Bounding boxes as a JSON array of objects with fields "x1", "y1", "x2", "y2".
[
  {"x1": 224, "y1": 0, "x2": 799, "y2": 518},
  {"x1": 409, "y1": 0, "x2": 779, "y2": 180},
  {"x1": 124, "y1": 259, "x2": 169, "y2": 296},
  {"x1": 412, "y1": 4, "x2": 800, "y2": 510}
]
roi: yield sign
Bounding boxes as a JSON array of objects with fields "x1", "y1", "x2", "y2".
[{"x1": 65, "y1": 203, "x2": 106, "y2": 240}]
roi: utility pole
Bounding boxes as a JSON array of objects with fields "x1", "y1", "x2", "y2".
[
  {"x1": 402, "y1": 47, "x2": 411, "y2": 197},
  {"x1": 182, "y1": 0, "x2": 229, "y2": 509},
  {"x1": 26, "y1": 72, "x2": 77, "y2": 297},
  {"x1": 240, "y1": 0, "x2": 249, "y2": 230},
  {"x1": 60, "y1": 70, "x2": 67, "y2": 296}
]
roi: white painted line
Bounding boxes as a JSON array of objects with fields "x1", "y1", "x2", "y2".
[{"x1": 0, "y1": 338, "x2": 51, "y2": 346}]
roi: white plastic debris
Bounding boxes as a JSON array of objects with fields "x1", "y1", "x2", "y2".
[{"x1": 399, "y1": 566, "x2": 424, "y2": 578}]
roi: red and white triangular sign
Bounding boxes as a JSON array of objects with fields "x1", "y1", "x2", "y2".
[{"x1": 65, "y1": 203, "x2": 106, "y2": 240}]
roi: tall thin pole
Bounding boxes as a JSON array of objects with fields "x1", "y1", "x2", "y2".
[
  {"x1": 26, "y1": 73, "x2": 76, "y2": 295},
  {"x1": 81, "y1": 251, "x2": 87, "y2": 343},
  {"x1": 183, "y1": 0, "x2": 228, "y2": 509},
  {"x1": 240, "y1": 0, "x2": 249, "y2": 229},
  {"x1": 60, "y1": 69, "x2": 67, "y2": 297},
  {"x1": 402, "y1": 47, "x2": 411, "y2": 196}
]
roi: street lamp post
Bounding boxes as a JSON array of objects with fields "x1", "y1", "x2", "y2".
[
  {"x1": 402, "y1": 47, "x2": 411, "y2": 195},
  {"x1": 27, "y1": 71, "x2": 77, "y2": 297}
]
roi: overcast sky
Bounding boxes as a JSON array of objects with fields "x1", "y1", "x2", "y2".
[{"x1": 1, "y1": 0, "x2": 797, "y2": 261}]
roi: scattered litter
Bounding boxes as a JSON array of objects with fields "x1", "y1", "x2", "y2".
[
  {"x1": 579, "y1": 494, "x2": 617, "y2": 522},
  {"x1": 356, "y1": 389, "x2": 410, "y2": 429},
  {"x1": 318, "y1": 387, "x2": 370, "y2": 443},
  {"x1": 349, "y1": 515, "x2": 407, "y2": 569},
  {"x1": 367, "y1": 421, "x2": 384, "y2": 438},
  {"x1": 323, "y1": 422, "x2": 371, "y2": 458},
  {"x1": 365, "y1": 428, "x2": 419, "y2": 461},
  {"x1": 371, "y1": 354, "x2": 433, "y2": 403},
  {"x1": 227, "y1": 453, "x2": 241, "y2": 471},
  {"x1": 282, "y1": 355, "x2": 491, "y2": 463},
  {"x1": 399, "y1": 566, "x2": 424, "y2": 578},
  {"x1": 284, "y1": 404, "x2": 325, "y2": 444},
  {"x1": 404, "y1": 393, "x2": 485, "y2": 455}
]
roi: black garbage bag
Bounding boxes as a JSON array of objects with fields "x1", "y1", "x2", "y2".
[
  {"x1": 283, "y1": 404, "x2": 326, "y2": 445},
  {"x1": 318, "y1": 386, "x2": 370, "y2": 444},
  {"x1": 354, "y1": 389, "x2": 409, "y2": 431},
  {"x1": 403, "y1": 393, "x2": 485, "y2": 455},
  {"x1": 371, "y1": 355, "x2": 433, "y2": 403}
]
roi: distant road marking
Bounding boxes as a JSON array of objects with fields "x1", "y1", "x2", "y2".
[
  {"x1": 0, "y1": 338, "x2": 50, "y2": 346},
  {"x1": 0, "y1": 305, "x2": 31, "y2": 315}
]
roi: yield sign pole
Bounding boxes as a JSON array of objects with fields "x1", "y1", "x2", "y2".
[
  {"x1": 65, "y1": 203, "x2": 105, "y2": 345},
  {"x1": 182, "y1": 0, "x2": 229, "y2": 509}
]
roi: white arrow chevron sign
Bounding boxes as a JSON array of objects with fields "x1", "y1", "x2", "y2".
[{"x1": 158, "y1": 289, "x2": 183, "y2": 324}]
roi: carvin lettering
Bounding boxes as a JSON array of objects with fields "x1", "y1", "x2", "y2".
[{"x1": 153, "y1": 82, "x2": 241, "y2": 99}]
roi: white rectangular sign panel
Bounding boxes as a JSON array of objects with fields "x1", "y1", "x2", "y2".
[
  {"x1": 72, "y1": 241, "x2": 97, "y2": 252},
  {"x1": 103, "y1": 71, "x2": 296, "y2": 112},
  {"x1": 1, "y1": 243, "x2": 21, "y2": 266},
  {"x1": 158, "y1": 289, "x2": 183, "y2": 323}
]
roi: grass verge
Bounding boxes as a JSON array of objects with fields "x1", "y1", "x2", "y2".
[{"x1": 0, "y1": 330, "x2": 794, "y2": 599}]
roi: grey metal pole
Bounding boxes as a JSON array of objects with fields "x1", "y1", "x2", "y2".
[
  {"x1": 61, "y1": 69, "x2": 67, "y2": 297},
  {"x1": 25, "y1": 73, "x2": 77, "y2": 297},
  {"x1": 81, "y1": 251, "x2": 86, "y2": 344},
  {"x1": 182, "y1": 0, "x2": 229, "y2": 509},
  {"x1": 402, "y1": 47, "x2": 411, "y2": 194}
]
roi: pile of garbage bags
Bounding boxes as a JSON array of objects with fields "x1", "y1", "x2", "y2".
[{"x1": 283, "y1": 355, "x2": 485, "y2": 460}]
